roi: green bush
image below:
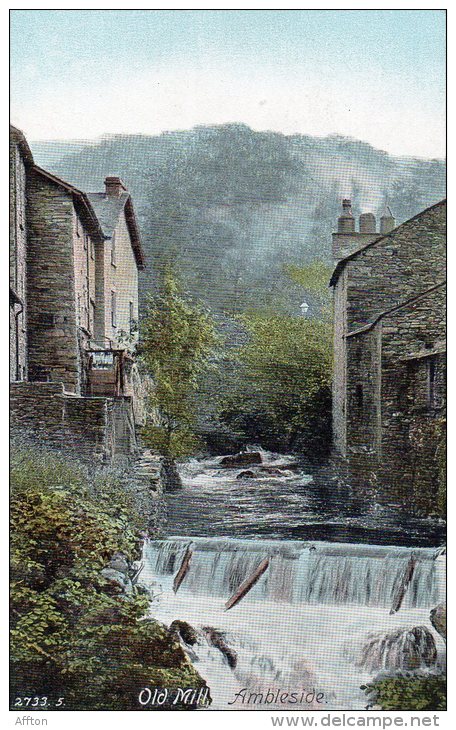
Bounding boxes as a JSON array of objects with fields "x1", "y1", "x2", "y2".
[
  {"x1": 10, "y1": 449, "x2": 208, "y2": 710},
  {"x1": 219, "y1": 313, "x2": 333, "y2": 456},
  {"x1": 363, "y1": 674, "x2": 446, "y2": 711}
]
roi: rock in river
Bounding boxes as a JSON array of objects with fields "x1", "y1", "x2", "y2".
[
  {"x1": 430, "y1": 603, "x2": 446, "y2": 641},
  {"x1": 352, "y1": 626, "x2": 437, "y2": 672},
  {"x1": 220, "y1": 451, "x2": 262, "y2": 468}
]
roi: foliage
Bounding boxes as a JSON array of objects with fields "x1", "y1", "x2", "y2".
[
  {"x1": 40, "y1": 125, "x2": 445, "y2": 316},
  {"x1": 140, "y1": 272, "x2": 219, "y2": 458},
  {"x1": 284, "y1": 261, "x2": 333, "y2": 317},
  {"x1": 219, "y1": 313, "x2": 332, "y2": 456},
  {"x1": 363, "y1": 673, "x2": 446, "y2": 711},
  {"x1": 10, "y1": 449, "x2": 207, "y2": 710}
]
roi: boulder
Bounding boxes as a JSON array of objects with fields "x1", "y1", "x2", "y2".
[
  {"x1": 236, "y1": 470, "x2": 257, "y2": 479},
  {"x1": 353, "y1": 626, "x2": 437, "y2": 672},
  {"x1": 220, "y1": 451, "x2": 262, "y2": 468},
  {"x1": 106, "y1": 552, "x2": 130, "y2": 575},
  {"x1": 203, "y1": 627, "x2": 237, "y2": 669},
  {"x1": 258, "y1": 467, "x2": 287, "y2": 477},
  {"x1": 170, "y1": 620, "x2": 198, "y2": 646},
  {"x1": 430, "y1": 603, "x2": 446, "y2": 641},
  {"x1": 160, "y1": 457, "x2": 183, "y2": 491},
  {"x1": 101, "y1": 567, "x2": 133, "y2": 595},
  {"x1": 259, "y1": 464, "x2": 299, "y2": 474}
]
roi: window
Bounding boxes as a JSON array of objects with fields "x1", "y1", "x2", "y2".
[
  {"x1": 111, "y1": 232, "x2": 116, "y2": 266},
  {"x1": 428, "y1": 358, "x2": 437, "y2": 408},
  {"x1": 83, "y1": 232, "x2": 88, "y2": 250},
  {"x1": 111, "y1": 291, "x2": 117, "y2": 328},
  {"x1": 129, "y1": 301, "x2": 134, "y2": 334},
  {"x1": 38, "y1": 313, "x2": 56, "y2": 328},
  {"x1": 90, "y1": 237, "x2": 95, "y2": 260},
  {"x1": 355, "y1": 383, "x2": 363, "y2": 412},
  {"x1": 90, "y1": 299, "x2": 96, "y2": 334}
]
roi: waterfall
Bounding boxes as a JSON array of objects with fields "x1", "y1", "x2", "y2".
[
  {"x1": 140, "y1": 536, "x2": 445, "y2": 710},
  {"x1": 143, "y1": 537, "x2": 445, "y2": 609}
]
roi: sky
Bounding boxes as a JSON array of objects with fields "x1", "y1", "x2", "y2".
[{"x1": 10, "y1": 9, "x2": 446, "y2": 158}]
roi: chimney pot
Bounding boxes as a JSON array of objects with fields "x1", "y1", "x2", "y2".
[
  {"x1": 380, "y1": 206, "x2": 396, "y2": 235},
  {"x1": 359, "y1": 212, "x2": 377, "y2": 234},
  {"x1": 104, "y1": 176, "x2": 127, "y2": 198},
  {"x1": 338, "y1": 198, "x2": 355, "y2": 233}
]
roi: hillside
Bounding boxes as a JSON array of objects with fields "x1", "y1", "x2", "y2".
[{"x1": 31, "y1": 124, "x2": 445, "y2": 314}]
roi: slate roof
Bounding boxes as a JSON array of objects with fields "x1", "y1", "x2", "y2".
[
  {"x1": 10, "y1": 125, "x2": 34, "y2": 166},
  {"x1": 32, "y1": 166, "x2": 104, "y2": 243},
  {"x1": 86, "y1": 192, "x2": 145, "y2": 270},
  {"x1": 346, "y1": 282, "x2": 446, "y2": 340}
]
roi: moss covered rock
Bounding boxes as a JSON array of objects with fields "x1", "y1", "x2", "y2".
[{"x1": 430, "y1": 603, "x2": 446, "y2": 641}]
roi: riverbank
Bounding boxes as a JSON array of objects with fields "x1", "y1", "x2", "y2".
[{"x1": 10, "y1": 448, "x2": 209, "y2": 711}]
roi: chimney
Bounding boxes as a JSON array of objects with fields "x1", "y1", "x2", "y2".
[
  {"x1": 104, "y1": 176, "x2": 127, "y2": 198},
  {"x1": 359, "y1": 212, "x2": 376, "y2": 234},
  {"x1": 337, "y1": 199, "x2": 355, "y2": 233},
  {"x1": 332, "y1": 199, "x2": 380, "y2": 264},
  {"x1": 380, "y1": 206, "x2": 396, "y2": 235}
]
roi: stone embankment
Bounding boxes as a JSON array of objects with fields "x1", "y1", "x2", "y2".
[{"x1": 129, "y1": 450, "x2": 167, "y2": 532}]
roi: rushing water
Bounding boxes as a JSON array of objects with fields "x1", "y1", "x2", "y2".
[
  {"x1": 141, "y1": 450, "x2": 446, "y2": 711},
  {"x1": 165, "y1": 450, "x2": 445, "y2": 546}
]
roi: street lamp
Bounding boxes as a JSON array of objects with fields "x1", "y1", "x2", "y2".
[{"x1": 300, "y1": 301, "x2": 309, "y2": 317}]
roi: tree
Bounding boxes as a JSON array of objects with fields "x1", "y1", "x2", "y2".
[
  {"x1": 284, "y1": 261, "x2": 333, "y2": 318},
  {"x1": 140, "y1": 272, "x2": 219, "y2": 460},
  {"x1": 219, "y1": 313, "x2": 332, "y2": 457}
]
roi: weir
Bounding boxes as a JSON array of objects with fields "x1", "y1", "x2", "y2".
[
  {"x1": 141, "y1": 452, "x2": 445, "y2": 711},
  {"x1": 141, "y1": 536, "x2": 445, "y2": 710},
  {"x1": 143, "y1": 537, "x2": 444, "y2": 609}
]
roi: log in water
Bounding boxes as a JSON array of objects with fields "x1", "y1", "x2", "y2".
[
  {"x1": 225, "y1": 557, "x2": 269, "y2": 610},
  {"x1": 173, "y1": 546, "x2": 193, "y2": 593},
  {"x1": 390, "y1": 553, "x2": 417, "y2": 614}
]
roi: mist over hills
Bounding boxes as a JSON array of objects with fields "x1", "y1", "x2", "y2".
[{"x1": 31, "y1": 124, "x2": 445, "y2": 314}]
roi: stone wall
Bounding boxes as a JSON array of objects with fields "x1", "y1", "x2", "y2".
[
  {"x1": 26, "y1": 170, "x2": 81, "y2": 393},
  {"x1": 73, "y1": 209, "x2": 96, "y2": 338},
  {"x1": 10, "y1": 382, "x2": 137, "y2": 465},
  {"x1": 340, "y1": 201, "x2": 446, "y2": 333},
  {"x1": 10, "y1": 138, "x2": 28, "y2": 382},
  {"x1": 331, "y1": 201, "x2": 446, "y2": 504},
  {"x1": 344, "y1": 285, "x2": 446, "y2": 511},
  {"x1": 103, "y1": 211, "x2": 139, "y2": 346},
  {"x1": 332, "y1": 269, "x2": 348, "y2": 455}
]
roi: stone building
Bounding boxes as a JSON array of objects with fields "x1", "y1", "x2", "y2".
[
  {"x1": 330, "y1": 199, "x2": 446, "y2": 512},
  {"x1": 10, "y1": 125, "x2": 146, "y2": 463},
  {"x1": 10, "y1": 126, "x2": 33, "y2": 382},
  {"x1": 26, "y1": 164, "x2": 105, "y2": 392}
]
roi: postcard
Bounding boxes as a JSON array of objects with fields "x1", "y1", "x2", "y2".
[{"x1": 9, "y1": 8, "x2": 446, "y2": 720}]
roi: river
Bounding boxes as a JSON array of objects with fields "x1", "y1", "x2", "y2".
[{"x1": 141, "y1": 449, "x2": 446, "y2": 711}]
